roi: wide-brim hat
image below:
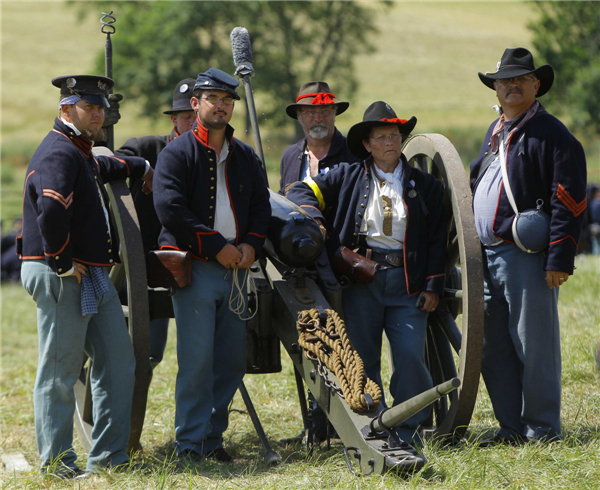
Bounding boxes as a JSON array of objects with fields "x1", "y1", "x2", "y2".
[
  {"x1": 346, "y1": 101, "x2": 417, "y2": 160},
  {"x1": 164, "y1": 78, "x2": 196, "y2": 114},
  {"x1": 478, "y1": 47, "x2": 554, "y2": 97},
  {"x1": 193, "y1": 68, "x2": 241, "y2": 100},
  {"x1": 52, "y1": 75, "x2": 114, "y2": 108},
  {"x1": 286, "y1": 81, "x2": 349, "y2": 119}
]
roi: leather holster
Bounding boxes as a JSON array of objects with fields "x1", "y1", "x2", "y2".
[
  {"x1": 332, "y1": 246, "x2": 379, "y2": 284},
  {"x1": 146, "y1": 250, "x2": 192, "y2": 289}
]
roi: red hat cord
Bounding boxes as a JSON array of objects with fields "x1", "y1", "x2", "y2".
[
  {"x1": 380, "y1": 118, "x2": 407, "y2": 124},
  {"x1": 296, "y1": 92, "x2": 336, "y2": 105}
]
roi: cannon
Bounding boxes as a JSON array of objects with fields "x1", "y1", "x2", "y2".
[{"x1": 71, "y1": 128, "x2": 483, "y2": 475}]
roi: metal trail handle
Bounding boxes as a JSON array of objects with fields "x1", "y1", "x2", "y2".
[{"x1": 100, "y1": 11, "x2": 116, "y2": 151}]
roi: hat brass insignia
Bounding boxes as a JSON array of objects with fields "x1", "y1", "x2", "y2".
[
  {"x1": 180, "y1": 84, "x2": 189, "y2": 93},
  {"x1": 98, "y1": 80, "x2": 107, "y2": 91},
  {"x1": 66, "y1": 78, "x2": 76, "y2": 88}
]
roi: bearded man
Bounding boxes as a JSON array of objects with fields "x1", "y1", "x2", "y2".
[
  {"x1": 19, "y1": 75, "x2": 153, "y2": 478},
  {"x1": 279, "y1": 81, "x2": 359, "y2": 195},
  {"x1": 153, "y1": 68, "x2": 270, "y2": 463}
]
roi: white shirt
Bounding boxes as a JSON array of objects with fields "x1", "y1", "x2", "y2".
[
  {"x1": 360, "y1": 163, "x2": 407, "y2": 250},
  {"x1": 213, "y1": 139, "x2": 237, "y2": 240}
]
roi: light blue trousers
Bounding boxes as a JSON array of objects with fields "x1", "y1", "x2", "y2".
[
  {"x1": 482, "y1": 243, "x2": 561, "y2": 441},
  {"x1": 342, "y1": 263, "x2": 432, "y2": 443},
  {"x1": 21, "y1": 260, "x2": 135, "y2": 472},
  {"x1": 172, "y1": 260, "x2": 246, "y2": 455}
]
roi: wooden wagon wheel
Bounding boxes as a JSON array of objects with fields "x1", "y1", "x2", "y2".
[
  {"x1": 73, "y1": 147, "x2": 152, "y2": 453},
  {"x1": 402, "y1": 134, "x2": 484, "y2": 439}
]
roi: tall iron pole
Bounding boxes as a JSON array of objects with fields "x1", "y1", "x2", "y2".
[{"x1": 100, "y1": 11, "x2": 116, "y2": 151}]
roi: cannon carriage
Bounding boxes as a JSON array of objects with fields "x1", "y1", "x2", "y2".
[{"x1": 73, "y1": 131, "x2": 483, "y2": 475}]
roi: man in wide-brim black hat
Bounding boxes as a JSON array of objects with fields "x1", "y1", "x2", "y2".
[
  {"x1": 116, "y1": 78, "x2": 196, "y2": 372},
  {"x1": 287, "y1": 101, "x2": 447, "y2": 449},
  {"x1": 279, "y1": 81, "x2": 358, "y2": 195},
  {"x1": 470, "y1": 47, "x2": 587, "y2": 445}
]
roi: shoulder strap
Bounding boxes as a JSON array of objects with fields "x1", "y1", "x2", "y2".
[{"x1": 499, "y1": 133, "x2": 519, "y2": 216}]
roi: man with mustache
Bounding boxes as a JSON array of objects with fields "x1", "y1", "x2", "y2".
[
  {"x1": 153, "y1": 68, "x2": 270, "y2": 463},
  {"x1": 279, "y1": 81, "x2": 359, "y2": 195},
  {"x1": 470, "y1": 48, "x2": 587, "y2": 445},
  {"x1": 19, "y1": 75, "x2": 153, "y2": 478},
  {"x1": 116, "y1": 78, "x2": 196, "y2": 370}
]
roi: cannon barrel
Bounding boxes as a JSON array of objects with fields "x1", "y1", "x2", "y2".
[
  {"x1": 370, "y1": 378, "x2": 461, "y2": 434},
  {"x1": 264, "y1": 190, "x2": 323, "y2": 268}
]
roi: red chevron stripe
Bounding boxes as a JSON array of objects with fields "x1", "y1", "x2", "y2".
[{"x1": 557, "y1": 184, "x2": 586, "y2": 217}]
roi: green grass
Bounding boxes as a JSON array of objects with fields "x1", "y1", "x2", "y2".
[
  {"x1": 1, "y1": 255, "x2": 599, "y2": 488},
  {"x1": 2, "y1": 2, "x2": 599, "y2": 183}
]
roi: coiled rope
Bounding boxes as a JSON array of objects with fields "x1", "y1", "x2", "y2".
[
  {"x1": 228, "y1": 268, "x2": 257, "y2": 321},
  {"x1": 297, "y1": 308, "x2": 382, "y2": 412}
]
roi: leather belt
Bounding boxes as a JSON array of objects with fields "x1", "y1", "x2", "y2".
[{"x1": 356, "y1": 248, "x2": 404, "y2": 268}]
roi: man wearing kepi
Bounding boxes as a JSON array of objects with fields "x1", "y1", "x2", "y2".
[
  {"x1": 19, "y1": 75, "x2": 153, "y2": 477},
  {"x1": 287, "y1": 102, "x2": 446, "y2": 444},
  {"x1": 279, "y1": 81, "x2": 358, "y2": 195},
  {"x1": 154, "y1": 68, "x2": 270, "y2": 462},
  {"x1": 471, "y1": 48, "x2": 587, "y2": 444},
  {"x1": 116, "y1": 78, "x2": 196, "y2": 369}
]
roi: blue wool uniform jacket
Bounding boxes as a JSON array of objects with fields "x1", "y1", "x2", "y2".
[
  {"x1": 20, "y1": 118, "x2": 148, "y2": 273},
  {"x1": 470, "y1": 107, "x2": 587, "y2": 274},
  {"x1": 279, "y1": 128, "x2": 359, "y2": 195},
  {"x1": 154, "y1": 121, "x2": 271, "y2": 260},
  {"x1": 286, "y1": 156, "x2": 447, "y2": 296},
  {"x1": 116, "y1": 130, "x2": 176, "y2": 253}
]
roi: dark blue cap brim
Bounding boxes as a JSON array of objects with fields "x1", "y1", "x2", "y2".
[{"x1": 79, "y1": 93, "x2": 110, "y2": 108}]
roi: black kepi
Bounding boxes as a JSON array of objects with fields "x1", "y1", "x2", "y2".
[
  {"x1": 346, "y1": 101, "x2": 417, "y2": 160},
  {"x1": 52, "y1": 75, "x2": 114, "y2": 107},
  {"x1": 193, "y1": 68, "x2": 240, "y2": 100},
  {"x1": 164, "y1": 78, "x2": 196, "y2": 114},
  {"x1": 478, "y1": 47, "x2": 554, "y2": 97}
]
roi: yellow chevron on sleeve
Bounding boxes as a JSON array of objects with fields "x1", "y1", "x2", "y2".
[{"x1": 303, "y1": 177, "x2": 326, "y2": 211}]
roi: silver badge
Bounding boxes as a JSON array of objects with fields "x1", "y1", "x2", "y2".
[
  {"x1": 66, "y1": 77, "x2": 76, "y2": 88},
  {"x1": 204, "y1": 81, "x2": 209, "y2": 85},
  {"x1": 97, "y1": 80, "x2": 107, "y2": 91},
  {"x1": 180, "y1": 83, "x2": 189, "y2": 93},
  {"x1": 408, "y1": 189, "x2": 417, "y2": 198},
  {"x1": 386, "y1": 103, "x2": 391, "y2": 110}
]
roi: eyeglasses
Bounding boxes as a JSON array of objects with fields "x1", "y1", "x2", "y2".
[
  {"x1": 495, "y1": 75, "x2": 536, "y2": 87},
  {"x1": 370, "y1": 133, "x2": 401, "y2": 144},
  {"x1": 201, "y1": 94, "x2": 235, "y2": 105},
  {"x1": 299, "y1": 108, "x2": 333, "y2": 118}
]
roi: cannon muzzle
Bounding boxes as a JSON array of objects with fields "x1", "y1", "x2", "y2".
[{"x1": 370, "y1": 378, "x2": 460, "y2": 434}]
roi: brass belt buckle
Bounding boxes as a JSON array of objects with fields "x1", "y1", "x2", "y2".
[{"x1": 385, "y1": 254, "x2": 402, "y2": 267}]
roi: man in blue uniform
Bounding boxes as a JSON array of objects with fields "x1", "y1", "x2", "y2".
[
  {"x1": 470, "y1": 48, "x2": 587, "y2": 444},
  {"x1": 279, "y1": 81, "x2": 358, "y2": 195},
  {"x1": 19, "y1": 75, "x2": 153, "y2": 477},
  {"x1": 116, "y1": 78, "x2": 195, "y2": 368},
  {"x1": 154, "y1": 68, "x2": 270, "y2": 462},
  {"x1": 287, "y1": 101, "x2": 447, "y2": 444}
]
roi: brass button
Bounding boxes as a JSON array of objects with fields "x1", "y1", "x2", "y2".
[
  {"x1": 108, "y1": 249, "x2": 112, "y2": 253},
  {"x1": 210, "y1": 186, "x2": 214, "y2": 190},
  {"x1": 211, "y1": 196, "x2": 215, "y2": 200},
  {"x1": 55, "y1": 256, "x2": 59, "y2": 260},
  {"x1": 353, "y1": 233, "x2": 357, "y2": 237},
  {"x1": 209, "y1": 206, "x2": 214, "y2": 210},
  {"x1": 364, "y1": 194, "x2": 367, "y2": 198},
  {"x1": 107, "y1": 239, "x2": 111, "y2": 244},
  {"x1": 210, "y1": 158, "x2": 214, "y2": 162},
  {"x1": 58, "y1": 268, "x2": 63, "y2": 273},
  {"x1": 109, "y1": 259, "x2": 114, "y2": 263},
  {"x1": 485, "y1": 151, "x2": 488, "y2": 155},
  {"x1": 211, "y1": 177, "x2": 215, "y2": 181},
  {"x1": 358, "y1": 212, "x2": 362, "y2": 217},
  {"x1": 351, "y1": 242, "x2": 355, "y2": 247},
  {"x1": 107, "y1": 231, "x2": 110, "y2": 235},
  {"x1": 488, "y1": 142, "x2": 491, "y2": 146},
  {"x1": 210, "y1": 167, "x2": 214, "y2": 171},
  {"x1": 356, "y1": 222, "x2": 359, "y2": 226},
  {"x1": 361, "y1": 203, "x2": 365, "y2": 208},
  {"x1": 366, "y1": 185, "x2": 369, "y2": 190},
  {"x1": 189, "y1": 245, "x2": 192, "y2": 249},
  {"x1": 209, "y1": 216, "x2": 213, "y2": 219}
]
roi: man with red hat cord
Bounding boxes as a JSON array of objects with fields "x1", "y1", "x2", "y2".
[
  {"x1": 153, "y1": 68, "x2": 270, "y2": 463},
  {"x1": 470, "y1": 47, "x2": 587, "y2": 444},
  {"x1": 18, "y1": 75, "x2": 153, "y2": 478},
  {"x1": 287, "y1": 101, "x2": 446, "y2": 448},
  {"x1": 116, "y1": 78, "x2": 196, "y2": 369},
  {"x1": 279, "y1": 81, "x2": 359, "y2": 195}
]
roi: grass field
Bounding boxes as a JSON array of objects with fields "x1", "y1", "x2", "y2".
[{"x1": 1, "y1": 255, "x2": 599, "y2": 488}]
